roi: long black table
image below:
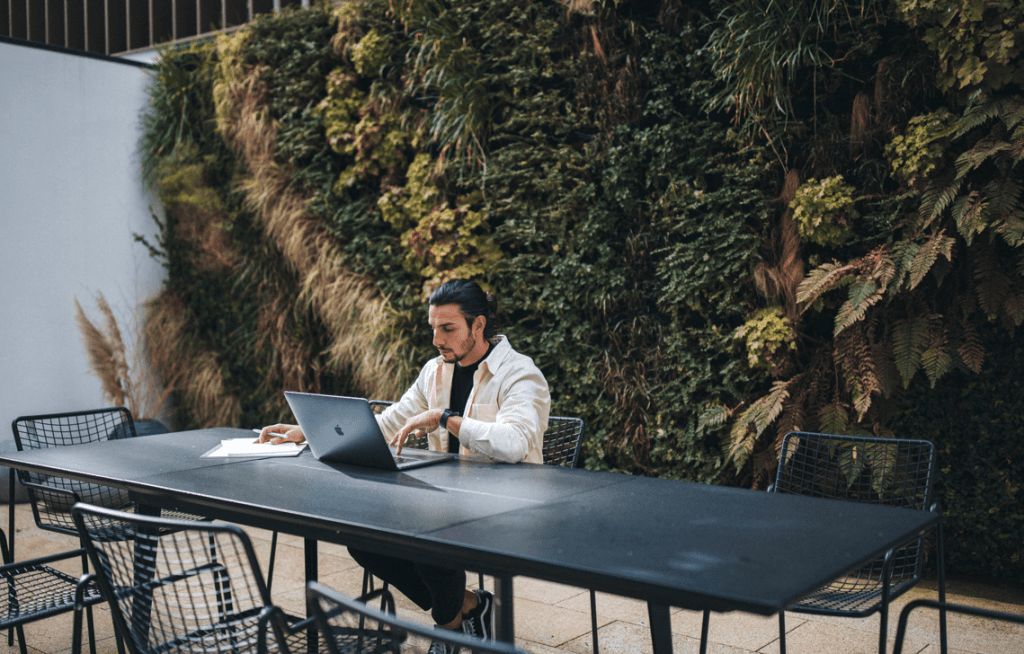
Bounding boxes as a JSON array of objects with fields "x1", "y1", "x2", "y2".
[{"x1": 0, "y1": 428, "x2": 939, "y2": 653}]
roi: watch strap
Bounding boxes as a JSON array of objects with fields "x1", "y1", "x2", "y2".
[{"x1": 440, "y1": 408, "x2": 460, "y2": 430}]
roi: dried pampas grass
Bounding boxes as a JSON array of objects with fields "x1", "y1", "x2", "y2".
[
  {"x1": 145, "y1": 291, "x2": 241, "y2": 428},
  {"x1": 74, "y1": 292, "x2": 175, "y2": 421},
  {"x1": 215, "y1": 51, "x2": 411, "y2": 400}
]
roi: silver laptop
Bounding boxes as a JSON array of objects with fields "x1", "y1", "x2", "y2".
[{"x1": 283, "y1": 391, "x2": 454, "y2": 471}]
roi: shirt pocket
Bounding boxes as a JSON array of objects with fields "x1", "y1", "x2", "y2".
[{"x1": 469, "y1": 403, "x2": 498, "y2": 422}]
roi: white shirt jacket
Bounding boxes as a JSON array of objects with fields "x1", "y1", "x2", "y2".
[{"x1": 376, "y1": 335, "x2": 550, "y2": 464}]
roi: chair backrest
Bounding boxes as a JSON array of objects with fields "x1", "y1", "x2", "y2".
[
  {"x1": 367, "y1": 400, "x2": 428, "y2": 450},
  {"x1": 72, "y1": 503, "x2": 290, "y2": 654},
  {"x1": 772, "y1": 431, "x2": 937, "y2": 583},
  {"x1": 12, "y1": 408, "x2": 136, "y2": 535},
  {"x1": 542, "y1": 416, "x2": 585, "y2": 468},
  {"x1": 308, "y1": 581, "x2": 528, "y2": 654}
]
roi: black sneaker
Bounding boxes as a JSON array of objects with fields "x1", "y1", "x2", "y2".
[
  {"x1": 461, "y1": 589, "x2": 494, "y2": 641},
  {"x1": 427, "y1": 638, "x2": 460, "y2": 654}
]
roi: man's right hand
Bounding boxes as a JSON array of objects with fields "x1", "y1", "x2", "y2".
[{"x1": 256, "y1": 424, "x2": 306, "y2": 445}]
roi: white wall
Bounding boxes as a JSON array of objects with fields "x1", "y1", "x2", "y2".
[{"x1": 0, "y1": 41, "x2": 167, "y2": 445}]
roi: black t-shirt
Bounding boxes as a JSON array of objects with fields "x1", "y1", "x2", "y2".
[{"x1": 447, "y1": 343, "x2": 494, "y2": 453}]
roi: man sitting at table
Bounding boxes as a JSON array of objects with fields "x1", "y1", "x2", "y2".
[{"x1": 258, "y1": 278, "x2": 551, "y2": 652}]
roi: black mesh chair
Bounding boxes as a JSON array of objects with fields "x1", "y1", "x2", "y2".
[
  {"x1": 308, "y1": 581, "x2": 528, "y2": 654},
  {"x1": 10, "y1": 408, "x2": 204, "y2": 556},
  {"x1": 769, "y1": 431, "x2": 947, "y2": 654},
  {"x1": 9, "y1": 407, "x2": 206, "y2": 653},
  {"x1": 71, "y1": 503, "x2": 310, "y2": 654},
  {"x1": 0, "y1": 525, "x2": 104, "y2": 654},
  {"x1": 893, "y1": 599, "x2": 1019, "y2": 654}
]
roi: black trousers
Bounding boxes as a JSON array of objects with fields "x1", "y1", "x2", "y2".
[{"x1": 348, "y1": 547, "x2": 467, "y2": 625}]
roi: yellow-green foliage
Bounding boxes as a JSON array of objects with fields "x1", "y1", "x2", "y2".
[
  {"x1": 885, "y1": 109, "x2": 958, "y2": 187},
  {"x1": 378, "y1": 153, "x2": 500, "y2": 293},
  {"x1": 213, "y1": 29, "x2": 252, "y2": 134},
  {"x1": 351, "y1": 29, "x2": 392, "y2": 77},
  {"x1": 790, "y1": 176, "x2": 858, "y2": 247},
  {"x1": 158, "y1": 160, "x2": 225, "y2": 216},
  {"x1": 897, "y1": 0, "x2": 1024, "y2": 91},
  {"x1": 317, "y1": 66, "x2": 417, "y2": 192},
  {"x1": 378, "y1": 153, "x2": 442, "y2": 232},
  {"x1": 317, "y1": 68, "x2": 367, "y2": 157},
  {"x1": 403, "y1": 203, "x2": 502, "y2": 294},
  {"x1": 733, "y1": 307, "x2": 795, "y2": 370}
]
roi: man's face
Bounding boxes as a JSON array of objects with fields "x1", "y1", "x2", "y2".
[{"x1": 429, "y1": 303, "x2": 485, "y2": 364}]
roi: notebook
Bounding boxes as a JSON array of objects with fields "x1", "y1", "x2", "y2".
[{"x1": 283, "y1": 391, "x2": 454, "y2": 471}]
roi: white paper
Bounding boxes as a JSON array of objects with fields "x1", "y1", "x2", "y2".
[{"x1": 203, "y1": 438, "x2": 308, "y2": 458}]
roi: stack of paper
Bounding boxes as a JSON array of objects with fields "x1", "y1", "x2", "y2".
[{"x1": 204, "y1": 438, "x2": 308, "y2": 458}]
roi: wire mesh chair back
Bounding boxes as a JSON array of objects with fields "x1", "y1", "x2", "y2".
[
  {"x1": 12, "y1": 408, "x2": 136, "y2": 536},
  {"x1": 308, "y1": 582, "x2": 527, "y2": 654},
  {"x1": 72, "y1": 504, "x2": 296, "y2": 654},
  {"x1": 367, "y1": 400, "x2": 428, "y2": 450},
  {"x1": 542, "y1": 416, "x2": 584, "y2": 468},
  {"x1": 772, "y1": 431, "x2": 938, "y2": 614}
]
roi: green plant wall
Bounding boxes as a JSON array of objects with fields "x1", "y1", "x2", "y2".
[{"x1": 140, "y1": 0, "x2": 1024, "y2": 580}]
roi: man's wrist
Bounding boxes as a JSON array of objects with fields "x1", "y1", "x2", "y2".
[{"x1": 440, "y1": 408, "x2": 461, "y2": 431}]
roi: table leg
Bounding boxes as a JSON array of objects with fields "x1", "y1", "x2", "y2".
[
  {"x1": 648, "y1": 602, "x2": 673, "y2": 654},
  {"x1": 304, "y1": 539, "x2": 318, "y2": 654},
  {"x1": 492, "y1": 574, "x2": 515, "y2": 644}
]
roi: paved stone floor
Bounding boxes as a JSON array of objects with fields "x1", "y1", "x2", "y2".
[{"x1": 3, "y1": 501, "x2": 1022, "y2": 654}]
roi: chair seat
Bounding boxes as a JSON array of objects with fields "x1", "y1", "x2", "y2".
[
  {"x1": 792, "y1": 574, "x2": 921, "y2": 615},
  {"x1": 152, "y1": 609, "x2": 311, "y2": 654},
  {"x1": 0, "y1": 557, "x2": 102, "y2": 628}
]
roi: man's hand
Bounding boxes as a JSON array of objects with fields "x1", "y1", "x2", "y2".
[
  {"x1": 389, "y1": 409, "x2": 443, "y2": 455},
  {"x1": 256, "y1": 424, "x2": 306, "y2": 445}
]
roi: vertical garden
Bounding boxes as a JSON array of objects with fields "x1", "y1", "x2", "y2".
[{"x1": 140, "y1": 0, "x2": 1024, "y2": 579}]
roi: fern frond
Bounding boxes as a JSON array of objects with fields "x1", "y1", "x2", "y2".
[
  {"x1": 835, "y1": 279, "x2": 882, "y2": 336},
  {"x1": 921, "y1": 315, "x2": 952, "y2": 388},
  {"x1": 697, "y1": 403, "x2": 734, "y2": 431},
  {"x1": 890, "y1": 240, "x2": 919, "y2": 294},
  {"x1": 973, "y1": 243, "x2": 1012, "y2": 316},
  {"x1": 817, "y1": 399, "x2": 849, "y2": 435},
  {"x1": 954, "y1": 137, "x2": 1010, "y2": 179},
  {"x1": 919, "y1": 176, "x2": 964, "y2": 227},
  {"x1": 984, "y1": 175, "x2": 1023, "y2": 220},
  {"x1": 956, "y1": 95, "x2": 1004, "y2": 137},
  {"x1": 835, "y1": 324, "x2": 879, "y2": 420},
  {"x1": 873, "y1": 340, "x2": 901, "y2": 398},
  {"x1": 907, "y1": 230, "x2": 956, "y2": 290},
  {"x1": 892, "y1": 314, "x2": 928, "y2": 387},
  {"x1": 952, "y1": 190, "x2": 987, "y2": 244},
  {"x1": 999, "y1": 96, "x2": 1024, "y2": 132},
  {"x1": 995, "y1": 209, "x2": 1024, "y2": 246},
  {"x1": 958, "y1": 321, "x2": 985, "y2": 374},
  {"x1": 796, "y1": 261, "x2": 858, "y2": 307},
  {"x1": 1004, "y1": 291, "x2": 1024, "y2": 327},
  {"x1": 729, "y1": 380, "x2": 792, "y2": 467}
]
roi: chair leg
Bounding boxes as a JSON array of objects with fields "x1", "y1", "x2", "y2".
[
  {"x1": 267, "y1": 531, "x2": 278, "y2": 594},
  {"x1": 936, "y1": 520, "x2": 947, "y2": 654},
  {"x1": 478, "y1": 572, "x2": 485, "y2": 589},
  {"x1": 700, "y1": 609, "x2": 710, "y2": 654},
  {"x1": 778, "y1": 610, "x2": 786, "y2": 654},
  {"x1": 589, "y1": 589, "x2": 599, "y2": 654}
]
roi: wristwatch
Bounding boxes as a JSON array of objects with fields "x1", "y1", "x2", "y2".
[{"x1": 440, "y1": 409, "x2": 461, "y2": 431}]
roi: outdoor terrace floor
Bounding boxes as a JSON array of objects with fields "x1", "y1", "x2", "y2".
[{"x1": 3, "y1": 501, "x2": 1021, "y2": 654}]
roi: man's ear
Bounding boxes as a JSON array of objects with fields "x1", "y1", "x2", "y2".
[{"x1": 473, "y1": 314, "x2": 487, "y2": 335}]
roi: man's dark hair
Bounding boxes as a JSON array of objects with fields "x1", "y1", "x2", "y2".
[{"x1": 429, "y1": 279, "x2": 499, "y2": 339}]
